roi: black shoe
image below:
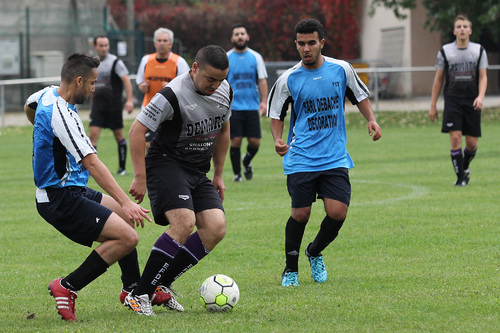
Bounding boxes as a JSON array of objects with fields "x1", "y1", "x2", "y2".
[
  {"x1": 233, "y1": 174, "x2": 243, "y2": 182},
  {"x1": 464, "y1": 169, "x2": 470, "y2": 185},
  {"x1": 454, "y1": 175, "x2": 467, "y2": 187},
  {"x1": 242, "y1": 156, "x2": 253, "y2": 180},
  {"x1": 117, "y1": 168, "x2": 127, "y2": 176}
]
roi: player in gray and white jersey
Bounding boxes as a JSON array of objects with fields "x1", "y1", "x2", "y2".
[
  {"x1": 136, "y1": 68, "x2": 232, "y2": 172},
  {"x1": 125, "y1": 45, "x2": 233, "y2": 316},
  {"x1": 429, "y1": 14, "x2": 488, "y2": 187}
]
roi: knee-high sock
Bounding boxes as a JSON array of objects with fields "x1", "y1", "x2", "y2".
[
  {"x1": 463, "y1": 147, "x2": 477, "y2": 170},
  {"x1": 230, "y1": 146, "x2": 241, "y2": 175},
  {"x1": 159, "y1": 232, "x2": 210, "y2": 287},
  {"x1": 132, "y1": 233, "x2": 182, "y2": 297},
  {"x1": 285, "y1": 217, "x2": 307, "y2": 272},
  {"x1": 243, "y1": 144, "x2": 259, "y2": 165},
  {"x1": 62, "y1": 250, "x2": 109, "y2": 291},
  {"x1": 308, "y1": 216, "x2": 345, "y2": 256},
  {"x1": 450, "y1": 148, "x2": 464, "y2": 177},
  {"x1": 118, "y1": 248, "x2": 141, "y2": 291},
  {"x1": 118, "y1": 138, "x2": 127, "y2": 170}
]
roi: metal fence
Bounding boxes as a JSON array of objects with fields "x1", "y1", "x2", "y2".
[{"x1": 2, "y1": 65, "x2": 500, "y2": 128}]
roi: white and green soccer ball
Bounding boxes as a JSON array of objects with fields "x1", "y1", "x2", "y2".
[{"x1": 199, "y1": 274, "x2": 240, "y2": 312}]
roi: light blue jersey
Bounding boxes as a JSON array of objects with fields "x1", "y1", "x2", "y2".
[
  {"x1": 268, "y1": 57, "x2": 369, "y2": 175},
  {"x1": 27, "y1": 87, "x2": 96, "y2": 189},
  {"x1": 227, "y1": 48, "x2": 267, "y2": 111}
]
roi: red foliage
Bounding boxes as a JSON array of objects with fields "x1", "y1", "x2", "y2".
[{"x1": 106, "y1": 0, "x2": 361, "y2": 61}]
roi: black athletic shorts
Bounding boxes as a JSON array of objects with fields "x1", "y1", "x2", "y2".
[
  {"x1": 36, "y1": 187, "x2": 112, "y2": 247},
  {"x1": 89, "y1": 108, "x2": 124, "y2": 130},
  {"x1": 442, "y1": 96, "x2": 481, "y2": 137},
  {"x1": 229, "y1": 110, "x2": 261, "y2": 139},
  {"x1": 287, "y1": 168, "x2": 351, "y2": 208},
  {"x1": 146, "y1": 159, "x2": 224, "y2": 226}
]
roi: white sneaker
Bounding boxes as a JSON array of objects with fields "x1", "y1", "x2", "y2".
[
  {"x1": 158, "y1": 286, "x2": 185, "y2": 312},
  {"x1": 124, "y1": 293, "x2": 156, "y2": 316}
]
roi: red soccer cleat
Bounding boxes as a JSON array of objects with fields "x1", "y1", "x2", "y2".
[
  {"x1": 120, "y1": 285, "x2": 172, "y2": 306},
  {"x1": 48, "y1": 278, "x2": 78, "y2": 322}
]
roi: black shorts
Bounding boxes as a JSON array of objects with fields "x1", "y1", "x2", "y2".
[
  {"x1": 287, "y1": 168, "x2": 351, "y2": 208},
  {"x1": 146, "y1": 159, "x2": 224, "y2": 226},
  {"x1": 230, "y1": 110, "x2": 261, "y2": 139},
  {"x1": 442, "y1": 96, "x2": 481, "y2": 137},
  {"x1": 89, "y1": 108, "x2": 124, "y2": 130},
  {"x1": 36, "y1": 187, "x2": 112, "y2": 247}
]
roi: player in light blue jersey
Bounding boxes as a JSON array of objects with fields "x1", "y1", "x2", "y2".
[
  {"x1": 227, "y1": 24, "x2": 268, "y2": 182},
  {"x1": 268, "y1": 19, "x2": 381, "y2": 287},
  {"x1": 24, "y1": 53, "x2": 154, "y2": 322}
]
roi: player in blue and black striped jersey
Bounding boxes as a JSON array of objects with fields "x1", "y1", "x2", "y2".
[
  {"x1": 268, "y1": 19, "x2": 382, "y2": 287},
  {"x1": 24, "y1": 53, "x2": 154, "y2": 322}
]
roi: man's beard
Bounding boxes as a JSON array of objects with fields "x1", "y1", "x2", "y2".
[{"x1": 233, "y1": 40, "x2": 247, "y2": 51}]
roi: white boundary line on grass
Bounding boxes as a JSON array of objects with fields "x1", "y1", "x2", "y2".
[
  {"x1": 350, "y1": 180, "x2": 429, "y2": 206},
  {"x1": 227, "y1": 180, "x2": 429, "y2": 211}
]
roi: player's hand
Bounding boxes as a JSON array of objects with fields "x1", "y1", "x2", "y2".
[
  {"x1": 429, "y1": 105, "x2": 439, "y2": 122},
  {"x1": 139, "y1": 81, "x2": 149, "y2": 94},
  {"x1": 274, "y1": 138, "x2": 289, "y2": 156},
  {"x1": 473, "y1": 97, "x2": 483, "y2": 111},
  {"x1": 367, "y1": 120, "x2": 382, "y2": 141},
  {"x1": 124, "y1": 100, "x2": 134, "y2": 114},
  {"x1": 259, "y1": 102, "x2": 267, "y2": 117},
  {"x1": 212, "y1": 176, "x2": 226, "y2": 202},
  {"x1": 122, "y1": 200, "x2": 152, "y2": 228},
  {"x1": 129, "y1": 177, "x2": 147, "y2": 204}
]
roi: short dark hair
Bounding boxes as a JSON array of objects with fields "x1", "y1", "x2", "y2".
[
  {"x1": 231, "y1": 24, "x2": 246, "y2": 35},
  {"x1": 194, "y1": 45, "x2": 229, "y2": 71},
  {"x1": 93, "y1": 35, "x2": 108, "y2": 46},
  {"x1": 61, "y1": 53, "x2": 100, "y2": 83},
  {"x1": 294, "y1": 18, "x2": 325, "y2": 40},
  {"x1": 454, "y1": 14, "x2": 472, "y2": 28}
]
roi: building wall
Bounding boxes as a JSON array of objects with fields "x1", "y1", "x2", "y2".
[
  {"x1": 409, "y1": 1, "x2": 443, "y2": 96},
  {"x1": 359, "y1": 0, "x2": 412, "y2": 97}
]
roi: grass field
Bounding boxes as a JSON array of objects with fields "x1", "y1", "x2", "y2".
[{"x1": 0, "y1": 109, "x2": 498, "y2": 332}]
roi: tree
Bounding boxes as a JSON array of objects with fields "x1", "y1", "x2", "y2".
[
  {"x1": 369, "y1": 0, "x2": 500, "y2": 44},
  {"x1": 106, "y1": 0, "x2": 363, "y2": 61}
]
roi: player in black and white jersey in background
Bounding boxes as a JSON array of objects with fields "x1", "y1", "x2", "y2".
[
  {"x1": 429, "y1": 14, "x2": 488, "y2": 187},
  {"x1": 89, "y1": 36, "x2": 134, "y2": 176},
  {"x1": 125, "y1": 45, "x2": 233, "y2": 316}
]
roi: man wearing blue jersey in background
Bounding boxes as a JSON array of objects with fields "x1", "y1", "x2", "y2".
[
  {"x1": 227, "y1": 24, "x2": 268, "y2": 182},
  {"x1": 268, "y1": 19, "x2": 382, "y2": 287}
]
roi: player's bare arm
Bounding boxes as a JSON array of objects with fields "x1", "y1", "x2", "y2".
[
  {"x1": 357, "y1": 98, "x2": 381, "y2": 141},
  {"x1": 212, "y1": 122, "x2": 230, "y2": 202},
  {"x1": 128, "y1": 119, "x2": 149, "y2": 203},
  {"x1": 258, "y1": 78, "x2": 268, "y2": 117},
  {"x1": 429, "y1": 70, "x2": 444, "y2": 122},
  {"x1": 270, "y1": 118, "x2": 289, "y2": 156},
  {"x1": 121, "y1": 75, "x2": 134, "y2": 113},
  {"x1": 24, "y1": 103, "x2": 36, "y2": 125},
  {"x1": 81, "y1": 153, "x2": 151, "y2": 227},
  {"x1": 473, "y1": 68, "x2": 488, "y2": 111}
]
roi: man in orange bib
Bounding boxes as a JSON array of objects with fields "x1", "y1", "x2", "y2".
[{"x1": 136, "y1": 28, "x2": 190, "y2": 146}]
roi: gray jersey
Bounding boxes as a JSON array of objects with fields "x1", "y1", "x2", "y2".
[
  {"x1": 137, "y1": 72, "x2": 233, "y2": 172},
  {"x1": 436, "y1": 41, "x2": 488, "y2": 98},
  {"x1": 93, "y1": 53, "x2": 129, "y2": 110}
]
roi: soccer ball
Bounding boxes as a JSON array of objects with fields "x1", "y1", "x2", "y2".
[{"x1": 199, "y1": 274, "x2": 240, "y2": 312}]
